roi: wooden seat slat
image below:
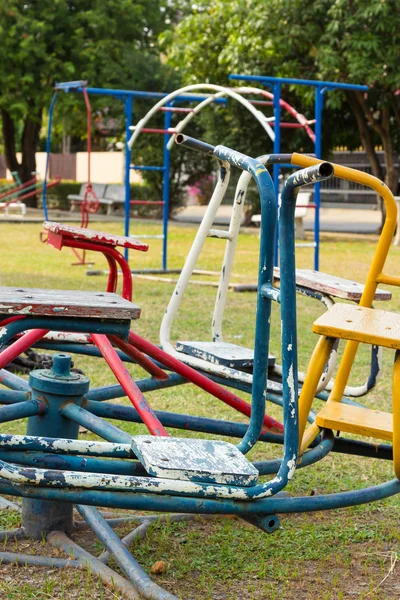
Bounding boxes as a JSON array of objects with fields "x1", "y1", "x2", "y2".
[
  {"x1": 0, "y1": 287, "x2": 141, "y2": 320},
  {"x1": 273, "y1": 268, "x2": 391, "y2": 301},
  {"x1": 316, "y1": 402, "x2": 393, "y2": 441},
  {"x1": 313, "y1": 304, "x2": 400, "y2": 349}
]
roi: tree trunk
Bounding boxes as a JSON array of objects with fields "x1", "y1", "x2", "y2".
[
  {"x1": 352, "y1": 91, "x2": 399, "y2": 231},
  {"x1": 1, "y1": 107, "x2": 42, "y2": 207}
]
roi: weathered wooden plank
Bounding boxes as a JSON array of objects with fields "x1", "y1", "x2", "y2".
[
  {"x1": 273, "y1": 268, "x2": 391, "y2": 301},
  {"x1": 43, "y1": 221, "x2": 148, "y2": 252},
  {"x1": 313, "y1": 304, "x2": 400, "y2": 349},
  {"x1": 131, "y1": 436, "x2": 259, "y2": 487},
  {"x1": 316, "y1": 402, "x2": 393, "y2": 441},
  {"x1": 0, "y1": 287, "x2": 141, "y2": 320}
]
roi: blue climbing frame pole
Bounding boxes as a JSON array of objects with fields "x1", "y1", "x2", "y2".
[
  {"x1": 273, "y1": 83, "x2": 281, "y2": 266},
  {"x1": 124, "y1": 95, "x2": 133, "y2": 262},
  {"x1": 313, "y1": 86, "x2": 326, "y2": 270},
  {"x1": 229, "y1": 74, "x2": 369, "y2": 270},
  {"x1": 162, "y1": 105, "x2": 172, "y2": 271}
]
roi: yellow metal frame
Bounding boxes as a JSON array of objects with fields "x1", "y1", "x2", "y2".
[{"x1": 290, "y1": 154, "x2": 400, "y2": 472}]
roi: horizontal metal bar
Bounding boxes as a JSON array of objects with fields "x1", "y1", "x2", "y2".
[
  {"x1": 0, "y1": 551, "x2": 81, "y2": 569},
  {"x1": 207, "y1": 229, "x2": 232, "y2": 240},
  {"x1": 0, "y1": 451, "x2": 147, "y2": 476},
  {"x1": 1, "y1": 477, "x2": 399, "y2": 516},
  {"x1": 0, "y1": 433, "x2": 132, "y2": 458},
  {"x1": 0, "y1": 390, "x2": 30, "y2": 405},
  {"x1": 86, "y1": 400, "x2": 283, "y2": 445},
  {"x1": 229, "y1": 74, "x2": 369, "y2": 91},
  {"x1": 0, "y1": 369, "x2": 31, "y2": 392},
  {"x1": 60, "y1": 403, "x2": 132, "y2": 444},
  {"x1": 260, "y1": 283, "x2": 281, "y2": 303},
  {"x1": 175, "y1": 133, "x2": 215, "y2": 154},
  {"x1": 0, "y1": 400, "x2": 45, "y2": 423},
  {"x1": 130, "y1": 165, "x2": 165, "y2": 171}
]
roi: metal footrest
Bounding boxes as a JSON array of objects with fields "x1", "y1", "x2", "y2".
[
  {"x1": 131, "y1": 436, "x2": 259, "y2": 487},
  {"x1": 176, "y1": 340, "x2": 275, "y2": 369}
]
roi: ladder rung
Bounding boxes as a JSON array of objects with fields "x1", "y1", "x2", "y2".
[
  {"x1": 130, "y1": 165, "x2": 165, "y2": 172},
  {"x1": 295, "y1": 242, "x2": 317, "y2": 248},
  {"x1": 207, "y1": 229, "x2": 232, "y2": 240}
]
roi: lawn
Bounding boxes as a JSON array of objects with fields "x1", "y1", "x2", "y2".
[{"x1": 0, "y1": 219, "x2": 399, "y2": 599}]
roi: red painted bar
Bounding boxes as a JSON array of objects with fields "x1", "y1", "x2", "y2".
[
  {"x1": 91, "y1": 334, "x2": 169, "y2": 437},
  {"x1": 128, "y1": 331, "x2": 284, "y2": 433},
  {"x1": 0, "y1": 329, "x2": 49, "y2": 370},
  {"x1": 140, "y1": 128, "x2": 177, "y2": 134},
  {"x1": 62, "y1": 239, "x2": 133, "y2": 301},
  {"x1": 108, "y1": 335, "x2": 169, "y2": 381}
]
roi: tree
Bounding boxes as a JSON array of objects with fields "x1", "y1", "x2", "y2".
[
  {"x1": 163, "y1": 0, "x2": 400, "y2": 209},
  {"x1": 0, "y1": 0, "x2": 168, "y2": 205}
]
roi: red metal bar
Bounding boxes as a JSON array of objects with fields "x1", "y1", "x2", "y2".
[
  {"x1": 249, "y1": 100, "x2": 273, "y2": 106},
  {"x1": 0, "y1": 329, "x2": 49, "y2": 369},
  {"x1": 0, "y1": 177, "x2": 37, "y2": 201},
  {"x1": 104, "y1": 254, "x2": 118, "y2": 293},
  {"x1": 108, "y1": 335, "x2": 169, "y2": 380},
  {"x1": 127, "y1": 331, "x2": 283, "y2": 433},
  {"x1": 16, "y1": 177, "x2": 61, "y2": 203},
  {"x1": 0, "y1": 316, "x2": 26, "y2": 327},
  {"x1": 91, "y1": 334, "x2": 168, "y2": 436},
  {"x1": 270, "y1": 122, "x2": 307, "y2": 129},
  {"x1": 62, "y1": 239, "x2": 133, "y2": 301},
  {"x1": 130, "y1": 200, "x2": 164, "y2": 206},
  {"x1": 140, "y1": 128, "x2": 177, "y2": 135}
]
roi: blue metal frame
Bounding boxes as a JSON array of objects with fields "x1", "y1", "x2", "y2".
[
  {"x1": 42, "y1": 82, "x2": 229, "y2": 267},
  {"x1": 229, "y1": 74, "x2": 369, "y2": 270}
]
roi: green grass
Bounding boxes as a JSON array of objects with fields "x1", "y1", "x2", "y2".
[{"x1": 0, "y1": 220, "x2": 400, "y2": 599}]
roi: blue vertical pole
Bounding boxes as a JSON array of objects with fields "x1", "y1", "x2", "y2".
[
  {"x1": 42, "y1": 93, "x2": 58, "y2": 221},
  {"x1": 313, "y1": 87, "x2": 325, "y2": 271},
  {"x1": 273, "y1": 83, "x2": 281, "y2": 266},
  {"x1": 162, "y1": 106, "x2": 172, "y2": 271},
  {"x1": 124, "y1": 96, "x2": 133, "y2": 261}
]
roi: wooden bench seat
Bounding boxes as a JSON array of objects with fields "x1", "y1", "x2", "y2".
[
  {"x1": 0, "y1": 287, "x2": 141, "y2": 321},
  {"x1": 316, "y1": 402, "x2": 393, "y2": 442},
  {"x1": 273, "y1": 269, "x2": 391, "y2": 302},
  {"x1": 313, "y1": 304, "x2": 400, "y2": 349},
  {"x1": 43, "y1": 221, "x2": 148, "y2": 252}
]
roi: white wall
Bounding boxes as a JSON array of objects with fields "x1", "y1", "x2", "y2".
[{"x1": 5, "y1": 152, "x2": 142, "y2": 184}]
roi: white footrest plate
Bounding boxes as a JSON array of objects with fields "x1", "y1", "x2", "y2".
[
  {"x1": 176, "y1": 341, "x2": 275, "y2": 369},
  {"x1": 131, "y1": 436, "x2": 259, "y2": 487}
]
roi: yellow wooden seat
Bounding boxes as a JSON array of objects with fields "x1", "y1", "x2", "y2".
[
  {"x1": 313, "y1": 303, "x2": 400, "y2": 350},
  {"x1": 316, "y1": 402, "x2": 393, "y2": 442}
]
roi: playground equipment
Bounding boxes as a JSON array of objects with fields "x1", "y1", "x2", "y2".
[
  {"x1": 43, "y1": 80, "x2": 318, "y2": 275},
  {"x1": 43, "y1": 83, "x2": 100, "y2": 265},
  {"x1": 230, "y1": 74, "x2": 369, "y2": 269},
  {"x1": 1, "y1": 139, "x2": 399, "y2": 599},
  {"x1": 127, "y1": 81, "x2": 323, "y2": 277},
  {"x1": 160, "y1": 134, "x2": 390, "y2": 400},
  {"x1": 0, "y1": 172, "x2": 60, "y2": 217}
]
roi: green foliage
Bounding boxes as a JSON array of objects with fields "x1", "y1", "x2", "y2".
[
  {"x1": 0, "y1": 0, "x2": 168, "y2": 121},
  {"x1": 163, "y1": 0, "x2": 400, "y2": 200}
]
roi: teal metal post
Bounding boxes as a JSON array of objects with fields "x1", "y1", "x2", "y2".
[{"x1": 21, "y1": 354, "x2": 90, "y2": 539}]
